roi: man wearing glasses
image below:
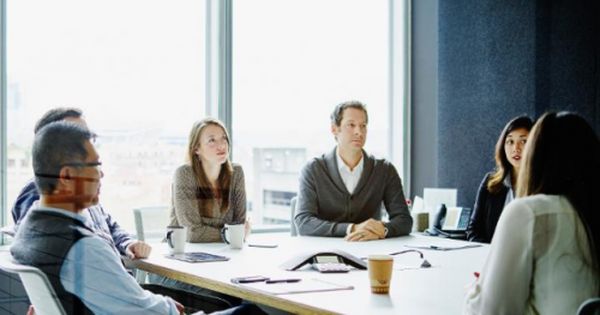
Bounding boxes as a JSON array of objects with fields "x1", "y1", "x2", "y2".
[
  {"x1": 10, "y1": 108, "x2": 150, "y2": 260},
  {"x1": 10, "y1": 121, "x2": 186, "y2": 314}
]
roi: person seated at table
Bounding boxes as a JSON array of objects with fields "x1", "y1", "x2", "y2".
[
  {"x1": 11, "y1": 107, "x2": 151, "y2": 260},
  {"x1": 169, "y1": 117, "x2": 249, "y2": 242},
  {"x1": 464, "y1": 112, "x2": 600, "y2": 314},
  {"x1": 151, "y1": 118, "x2": 248, "y2": 307},
  {"x1": 11, "y1": 121, "x2": 253, "y2": 315},
  {"x1": 466, "y1": 115, "x2": 533, "y2": 243},
  {"x1": 294, "y1": 100, "x2": 412, "y2": 241}
]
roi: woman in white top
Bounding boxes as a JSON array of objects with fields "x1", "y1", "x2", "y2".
[{"x1": 464, "y1": 112, "x2": 599, "y2": 315}]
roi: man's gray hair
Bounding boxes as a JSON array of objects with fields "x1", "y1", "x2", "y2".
[
  {"x1": 330, "y1": 100, "x2": 369, "y2": 126},
  {"x1": 32, "y1": 121, "x2": 93, "y2": 193},
  {"x1": 34, "y1": 107, "x2": 83, "y2": 134}
]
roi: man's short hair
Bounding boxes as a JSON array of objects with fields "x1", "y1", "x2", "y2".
[
  {"x1": 32, "y1": 121, "x2": 93, "y2": 194},
  {"x1": 330, "y1": 100, "x2": 369, "y2": 126},
  {"x1": 34, "y1": 107, "x2": 83, "y2": 134}
]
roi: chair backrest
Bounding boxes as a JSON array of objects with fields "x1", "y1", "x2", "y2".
[
  {"x1": 290, "y1": 196, "x2": 298, "y2": 236},
  {"x1": 133, "y1": 206, "x2": 169, "y2": 242},
  {"x1": 578, "y1": 297, "x2": 600, "y2": 315},
  {"x1": 0, "y1": 253, "x2": 66, "y2": 315}
]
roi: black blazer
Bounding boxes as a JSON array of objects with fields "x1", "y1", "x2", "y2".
[{"x1": 466, "y1": 172, "x2": 510, "y2": 243}]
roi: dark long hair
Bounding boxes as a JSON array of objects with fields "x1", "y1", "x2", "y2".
[
  {"x1": 517, "y1": 112, "x2": 599, "y2": 291},
  {"x1": 186, "y1": 118, "x2": 233, "y2": 216},
  {"x1": 487, "y1": 115, "x2": 534, "y2": 193}
]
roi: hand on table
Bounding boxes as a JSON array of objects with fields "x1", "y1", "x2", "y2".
[
  {"x1": 125, "y1": 241, "x2": 152, "y2": 259},
  {"x1": 345, "y1": 219, "x2": 386, "y2": 241},
  {"x1": 345, "y1": 229, "x2": 380, "y2": 242}
]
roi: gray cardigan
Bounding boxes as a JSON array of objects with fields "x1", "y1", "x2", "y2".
[{"x1": 295, "y1": 148, "x2": 412, "y2": 237}]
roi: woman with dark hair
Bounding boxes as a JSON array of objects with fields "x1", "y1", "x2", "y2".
[
  {"x1": 465, "y1": 112, "x2": 599, "y2": 315},
  {"x1": 466, "y1": 116, "x2": 534, "y2": 243}
]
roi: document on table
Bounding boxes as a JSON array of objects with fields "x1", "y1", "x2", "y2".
[{"x1": 239, "y1": 278, "x2": 354, "y2": 295}]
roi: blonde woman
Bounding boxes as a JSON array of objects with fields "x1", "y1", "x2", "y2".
[{"x1": 169, "y1": 118, "x2": 248, "y2": 242}]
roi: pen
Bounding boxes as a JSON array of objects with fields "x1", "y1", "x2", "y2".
[
  {"x1": 265, "y1": 278, "x2": 302, "y2": 284},
  {"x1": 248, "y1": 244, "x2": 278, "y2": 248}
]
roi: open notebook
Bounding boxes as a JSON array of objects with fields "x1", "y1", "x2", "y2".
[{"x1": 239, "y1": 278, "x2": 353, "y2": 295}]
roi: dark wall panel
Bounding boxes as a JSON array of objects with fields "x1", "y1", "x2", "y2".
[
  {"x1": 438, "y1": 0, "x2": 536, "y2": 208},
  {"x1": 428, "y1": 0, "x2": 600, "y2": 209},
  {"x1": 534, "y1": 0, "x2": 599, "y2": 127}
]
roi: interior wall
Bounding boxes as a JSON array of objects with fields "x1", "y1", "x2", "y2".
[
  {"x1": 411, "y1": 0, "x2": 599, "y2": 209},
  {"x1": 410, "y1": 0, "x2": 439, "y2": 199}
]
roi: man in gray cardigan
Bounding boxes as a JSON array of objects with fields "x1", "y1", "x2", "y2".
[{"x1": 295, "y1": 101, "x2": 412, "y2": 241}]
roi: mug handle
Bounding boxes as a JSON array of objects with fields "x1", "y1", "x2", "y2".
[
  {"x1": 220, "y1": 227, "x2": 230, "y2": 244},
  {"x1": 166, "y1": 230, "x2": 174, "y2": 249}
]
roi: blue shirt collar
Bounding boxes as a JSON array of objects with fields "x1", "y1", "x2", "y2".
[{"x1": 32, "y1": 206, "x2": 88, "y2": 225}]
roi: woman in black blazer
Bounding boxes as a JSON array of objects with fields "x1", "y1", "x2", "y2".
[{"x1": 466, "y1": 116, "x2": 534, "y2": 243}]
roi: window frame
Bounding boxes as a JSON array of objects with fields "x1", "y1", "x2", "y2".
[{"x1": 1, "y1": 0, "x2": 7, "y2": 245}]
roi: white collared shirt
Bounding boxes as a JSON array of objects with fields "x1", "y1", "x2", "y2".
[{"x1": 336, "y1": 148, "x2": 364, "y2": 194}]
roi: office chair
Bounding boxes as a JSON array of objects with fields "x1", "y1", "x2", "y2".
[
  {"x1": 0, "y1": 254, "x2": 66, "y2": 315},
  {"x1": 133, "y1": 206, "x2": 169, "y2": 242},
  {"x1": 290, "y1": 196, "x2": 298, "y2": 236},
  {"x1": 578, "y1": 297, "x2": 600, "y2": 315},
  {"x1": 132, "y1": 206, "x2": 168, "y2": 283}
]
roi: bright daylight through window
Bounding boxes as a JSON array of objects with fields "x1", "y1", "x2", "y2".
[
  {"x1": 3, "y1": 0, "x2": 406, "y2": 232},
  {"x1": 6, "y1": 0, "x2": 206, "y2": 231},
  {"x1": 233, "y1": 0, "x2": 392, "y2": 225}
]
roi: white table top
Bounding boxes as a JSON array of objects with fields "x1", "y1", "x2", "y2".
[{"x1": 128, "y1": 233, "x2": 489, "y2": 315}]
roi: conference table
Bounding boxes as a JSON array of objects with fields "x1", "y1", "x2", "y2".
[{"x1": 126, "y1": 233, "x2": 489, "y2": 315}]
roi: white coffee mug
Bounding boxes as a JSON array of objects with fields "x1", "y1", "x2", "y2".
[
  {"x1": 220, "y1": 224, "x2": 246, "y2": 249},
  {"x1": 166, "y1": 225, "x2": 186, "y2": 254}
]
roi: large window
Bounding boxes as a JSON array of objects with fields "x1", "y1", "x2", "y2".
[
  {"x1": 1, "y1": 1, "x2": 408, "y2": 236},
  {"x1": 5, "y1": 0, "x2": 207, "y2": 231},
  {"x1": 233, "y1": 0, "x2": 393, "y2": 224}
]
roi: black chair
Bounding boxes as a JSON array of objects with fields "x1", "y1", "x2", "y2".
[{"x1": 578, "y1": 297, "x2": 600, "y2": 315}]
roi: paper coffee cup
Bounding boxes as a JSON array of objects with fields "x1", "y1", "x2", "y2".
[{"x1": 368, "y1": 255, "x2": 394, "y2": 294}]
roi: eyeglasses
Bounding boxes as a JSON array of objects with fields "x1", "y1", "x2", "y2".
[{"x1": 33, "y1": 161, "x2": 103, "y2": 182}]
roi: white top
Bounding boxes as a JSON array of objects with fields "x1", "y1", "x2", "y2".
[
  {"x1": 336, "y1": 148, "x2": 364, "y2": 194},
  {"x1": 464, "y1": 194, "x2": 598, "y2": 315}
]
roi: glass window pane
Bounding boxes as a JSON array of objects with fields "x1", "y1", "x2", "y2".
[
  {"x1": 7, "y1": 0, "x2": 207, "y2": 231},
  {"x1": 232, "y1": 0, "x2": 390, "y2": 224}
]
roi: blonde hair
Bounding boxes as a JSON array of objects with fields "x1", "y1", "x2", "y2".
[{"x1": 187, "y1": 118, "x2": 233, "y2": 216}]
